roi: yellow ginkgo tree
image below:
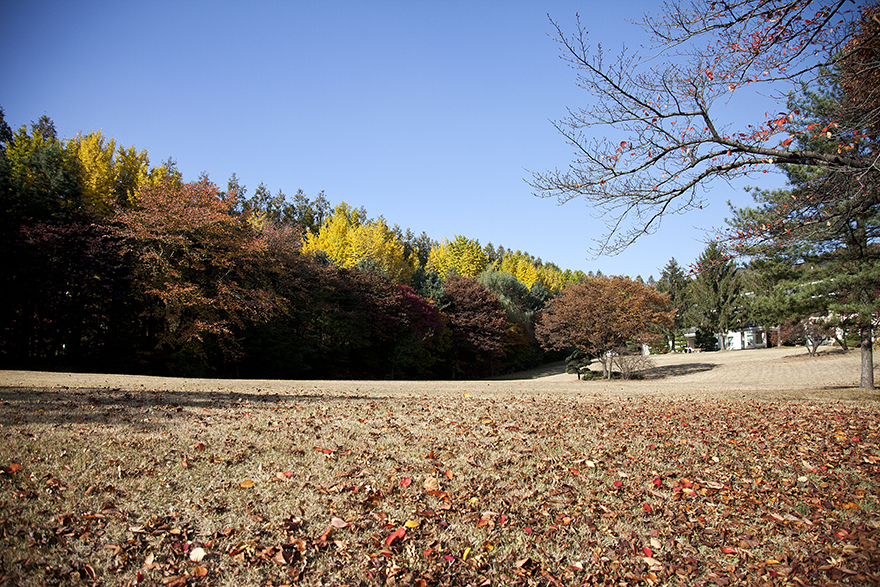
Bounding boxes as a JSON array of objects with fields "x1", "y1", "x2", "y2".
[
  {"x1": 426, "y1": 235, "x2": 488, "y2": 278},
  {"x1": 302, "y1": 202, "x2": 416, "y2": 283}
]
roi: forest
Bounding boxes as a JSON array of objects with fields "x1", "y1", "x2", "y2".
[{"x1": 0, "y1": 112, "x2": 617, "y2": 379}]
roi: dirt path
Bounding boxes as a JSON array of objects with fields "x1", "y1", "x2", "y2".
[{"x1": 1, "y1": 346, "x2": 876, "y2": 402}]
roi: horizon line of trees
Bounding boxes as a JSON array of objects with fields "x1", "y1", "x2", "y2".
[{"x1": 1, "y1": 109, "x2": 624, "y2": 379}]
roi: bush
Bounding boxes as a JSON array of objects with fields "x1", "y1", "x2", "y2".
[
  {"x1": 613, "y1": 347, "x2": 654, "y2": 380},
  {"x1": 770, "y1": 320, "x2": 807, "y2": 347},
  {"x1": 695, "y1": 328, "x2": 718, "y2": 351}
]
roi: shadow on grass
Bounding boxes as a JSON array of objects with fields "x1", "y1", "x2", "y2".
[
  {"x1": 490, "y1": 361, "x2": 567, "y2": 380},
  {"x1": 642, "y1": 362, "x2": 717, "y2": 379},
  {"x1": 0, "y1": 386, "x2": 391, "y2": 427}
]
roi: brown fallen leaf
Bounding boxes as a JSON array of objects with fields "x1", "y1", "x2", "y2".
[{"x1": 423, "y1": 477, "x2": 440, "y2": 492}]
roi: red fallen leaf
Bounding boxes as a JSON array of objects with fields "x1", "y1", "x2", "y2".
[
  {"x1": 444, "y1": 555, "x2": 455, "y2": 563},
  {"x1": 570, "y1": 468, "x2": 580, "y2": 475},
  {"x1": 423, "y1": 548, "x2": 434, "y2": 556},
  {"x1": 652, "y1": 477, "x2": 662, "y2": 488},
  {"x1": 524, "y1": 527, "x2": 533, "y2": 534},
  {"x1": 721, "y1": 547, "x2": 738, "y2": 554},
  {"x1": 643, "y1": 503, "x2": 653, "y2": 513},
  {"x1": 317, "y1": 526, "x2": 332, "y2": 542},
  {"x1": 385, "y1": 527, "x2": 406, "y2": 547},
  {"x1": 444, "y1": 470, "x2": 453, "y2": 480},
  {"x1": 476, "y1": 518, "x2": 490, "y2": 528},
  {"x1": 613, "y1": 480, "x2": 623, "y2": 488},
  {"x1": 181, "y1": 460, "x2": 188, "y2": 468},
  {"x1": 400, "y1": 477, "x2": 412, "y2": 488},
  {"x1": 500, "y1": 514, "x2": 507, "y2": 526},
  {"x1": 641, "y1": 546, "x2": 653, "y2": 557}
]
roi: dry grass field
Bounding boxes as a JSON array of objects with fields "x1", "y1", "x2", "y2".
[{"x1": 1, "y1": 346, "x2": 878, "y2": 586}]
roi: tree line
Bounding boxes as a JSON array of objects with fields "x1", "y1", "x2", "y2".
[{"x1": 0, "y1": 113, "x2": 620, "y2": 379}]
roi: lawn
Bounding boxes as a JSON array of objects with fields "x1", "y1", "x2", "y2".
[{"x1": 1, "y1": 361, "x2": 879, "y2": 586}]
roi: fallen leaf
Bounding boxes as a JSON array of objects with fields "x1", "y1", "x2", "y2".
[
  {"x1": 423, "y1": 477, "x2": 440, "y2": 492},
  {"x1": 192, "y1": 566, "x2": 208, "y2": 577},
  {"x1": 240, "y1": 479, "x2": 255, "y2": 488},
  {"x1": 384, "y1": 527, "x2": 406, "y2": 547},
  {"x1": 189, "y1": 547, "x2": 206, "y2": 562},
  {"x1": 400, "y1": 477, "x2": 412, "y2": 488},
  {"x1": 330, "y1": 517, "x2": 349, "y2": 529}
]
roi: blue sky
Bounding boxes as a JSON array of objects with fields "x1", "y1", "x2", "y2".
[{"x1": 1, "y1": 0, "x2": 787, "y2": 280}]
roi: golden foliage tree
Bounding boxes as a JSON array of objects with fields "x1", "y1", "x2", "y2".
[{"x1": 427, "y1": 235, "x2": 488, "y2": 278}]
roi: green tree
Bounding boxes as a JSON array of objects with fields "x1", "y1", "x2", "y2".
[
  {"x1": 687, "y1": 243, "x2": 744, "y2": 350},
  {"x1": 655, "y1": 257, "x2": 690, "y2": 350},
  {"x1": 2, "y1": 116, "x2": 81, "y2": 221},
  {"x1": 727, "y1": 39, "x2": 879, "y2": 386}
]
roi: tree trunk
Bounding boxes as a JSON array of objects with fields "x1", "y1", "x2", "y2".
[{"x1": 860, "y1": 320, "x2": 875, "y2": 390}]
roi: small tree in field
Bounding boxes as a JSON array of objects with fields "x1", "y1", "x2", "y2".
[{"x1": 536, "y1": 276, "x2": 674, "y2": 378}]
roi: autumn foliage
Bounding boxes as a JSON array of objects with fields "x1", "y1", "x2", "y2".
[
  {"x1": 536, "y1": 276, "x2": 673, "y2": 377},
  {"x1": 0, "y1": 110, "x2": 587, "y2": 378}
]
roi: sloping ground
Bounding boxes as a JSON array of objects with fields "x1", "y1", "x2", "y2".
[{"x1": 0, "y1": 346, "x2": 876, "y2": 402}]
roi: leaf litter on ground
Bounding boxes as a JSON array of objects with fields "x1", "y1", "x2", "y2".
[{"x1": 0, "y1": 383, "x2": 878, "y2": 586}]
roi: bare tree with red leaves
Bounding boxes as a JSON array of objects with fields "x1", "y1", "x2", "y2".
[{"x1": 531, "y1": 0, "x2": 879, "y2": 254}]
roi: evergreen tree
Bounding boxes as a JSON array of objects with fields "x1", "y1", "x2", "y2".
[
  {"x1": 728, "y1": 62, "x2": 879, "y2": 387},
  {"x1": 655, "y1": 257, "x2": 690, "y2": 350},
  {"x1": 687, "y1": 243, "x2": 743, "y2": 350}
]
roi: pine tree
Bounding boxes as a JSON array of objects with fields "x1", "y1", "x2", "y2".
[{"x1": 687, "y1": 243, "x2": 743, "y2": 350}]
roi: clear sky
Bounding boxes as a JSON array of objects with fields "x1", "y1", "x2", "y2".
[{"x1": 1, "y1": 0, "x2": 786, "y2": 280}]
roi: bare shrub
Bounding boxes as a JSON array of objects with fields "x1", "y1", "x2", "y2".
[{"x1": 613, "y1": 347, "x2": 655, "y2": 379}]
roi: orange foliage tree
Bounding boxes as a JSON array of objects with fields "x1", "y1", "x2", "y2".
[
  {"x1": 536, "y1": 276, "x2": 674, "y2": 378},
  {"x1": 114, "y1": 178, "x2": 280, "y2": 369}
]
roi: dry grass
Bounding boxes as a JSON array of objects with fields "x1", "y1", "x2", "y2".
[{"x1": 1, "y1": 348, "x2": 879, "y2": 586}]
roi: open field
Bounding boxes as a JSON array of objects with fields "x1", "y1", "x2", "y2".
[{"x1": 1, "y1": 347, "x2": 879, "y2": 586}]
